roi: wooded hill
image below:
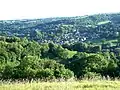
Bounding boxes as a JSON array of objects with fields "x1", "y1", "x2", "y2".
[
  {"x1": 0, "y1": 36, "x2": 119, "y2": 80},
  {"x1": 0, "y1": 13, "x2": 120, "y2": 80},
  {"x1": 0, "y1": 13, "x2": 120, "y2": 44}
]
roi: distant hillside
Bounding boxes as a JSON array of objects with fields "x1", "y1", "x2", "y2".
[{"x1": 0, "y1": 13, "x2": 120, "y2": 44}]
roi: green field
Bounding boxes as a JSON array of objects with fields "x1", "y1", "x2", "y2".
[{"x1": 0, "y1": 80, "x2": 120, "y2": 90}]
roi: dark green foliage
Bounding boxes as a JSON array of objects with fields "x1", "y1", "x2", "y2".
[
  {"x1": 0, "y1": 13, "x2": 120, "y2": 44},
  {"x1": 0, "y1": 36, "x2": 120, "y2": 80},
  {"x1": 67, "y1": 52, "x2": 118, "y2": 78},
  {"x1": 1, "y1": 13, "x2": 120, "y2": 80},
  {"x1": 88, "y1": 45, "x2": 102, "y2": 53},
  {"x1": 71, "y1": 43, "x2": 88, "y2": 52},
  {"x1": 0, "y1": 37, "x2": 74, "y2": 80}
]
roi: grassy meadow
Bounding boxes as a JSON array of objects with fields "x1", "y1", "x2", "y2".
[{"x1": 0, "y1": 80, "x2": 120, "y2": 90}]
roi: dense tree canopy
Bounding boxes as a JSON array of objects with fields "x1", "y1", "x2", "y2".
[{"x1": 0, "y1": 13, "x2": 120, "y2": 80}]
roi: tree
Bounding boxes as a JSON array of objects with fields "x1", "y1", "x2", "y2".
[
  {"x1": 68, "y1": 53, "x2": 109, "y2": 77},
  {"x1": 88, "y1": 45, "x2": 101, "y2": 53},
  {"x1": 72, "y1": 42, "x2": 88, "y2": 52}
]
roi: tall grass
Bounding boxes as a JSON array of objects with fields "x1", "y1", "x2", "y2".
[{"x1": 0, "y1": 79, "x2": 120, "y2": 90}]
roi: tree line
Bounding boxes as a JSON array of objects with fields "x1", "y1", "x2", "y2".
[{"x1": 0, "y1": 36, "x2": 120, "y2": 80}]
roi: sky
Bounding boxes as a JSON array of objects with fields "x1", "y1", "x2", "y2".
[{"x1": 0, "y1": 0, "x2": 120, "y2": 20}]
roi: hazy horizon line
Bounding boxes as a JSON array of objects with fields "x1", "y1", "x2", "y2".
[{"x1": 1, "y1": 12, "x2": 120, "y2": 21}]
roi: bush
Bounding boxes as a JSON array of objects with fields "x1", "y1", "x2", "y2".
[{"x1": 83, "y1": 72, "x2": 102, "y2": 80}]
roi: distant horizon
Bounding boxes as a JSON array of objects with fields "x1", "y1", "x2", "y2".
[
  {"x1": 0, "y1": 0, "x2": 120, "y2": 20},
  {"x1": 1, "y1": 12, "x2": 120, "y2": 21}
]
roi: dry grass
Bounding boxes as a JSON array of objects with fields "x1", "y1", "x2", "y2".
[{"x1": 0, "y1": 79, "x2": 120, "y2": 90}]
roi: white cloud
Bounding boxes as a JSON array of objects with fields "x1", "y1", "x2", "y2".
[{"x1": 0, "y1": 0, "x2": 120, "y2": 20}]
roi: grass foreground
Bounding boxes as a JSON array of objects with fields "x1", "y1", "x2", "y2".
[{"x1": 0, "y1": 80, "x2": 120, "y2": 90}]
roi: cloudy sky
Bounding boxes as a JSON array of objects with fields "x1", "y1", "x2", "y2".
[{"x1": 0, "y1": 0, "x2": 120, "y2": 20}]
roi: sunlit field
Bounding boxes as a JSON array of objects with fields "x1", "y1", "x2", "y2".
[{"x1": 1, "y1": 80, "x2": 120, "y2": 90}]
